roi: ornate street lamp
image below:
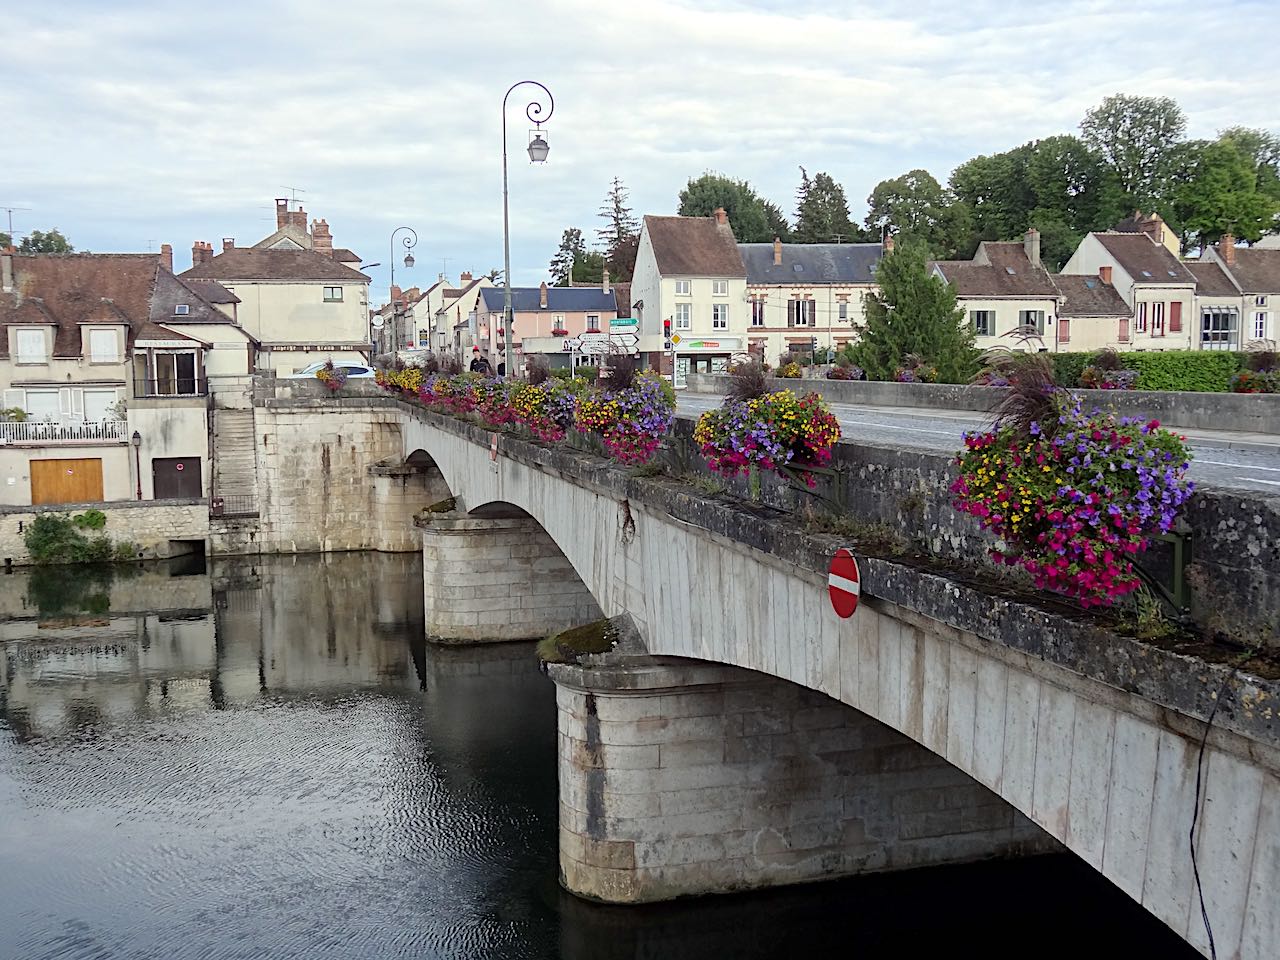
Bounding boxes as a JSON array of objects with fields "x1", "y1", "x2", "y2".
[
  {"x1": 131, "y1": 430, "x2": 143, "y2": 500},
  {"x1": 389, "y1": 226, "x2": 418, "y2": 355},
  {"x1": 501, "y1": 81, "x2": 554, "y2": 376}
]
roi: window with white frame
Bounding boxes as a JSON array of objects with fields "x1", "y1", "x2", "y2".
[
  {"x1": 1018, "y1": 309, "x2": 1046, "y2": 334},
  {"x1": 174, "y1": 304, "x2": 190, "y2": 316},
  {"x1": 83, "y1": 388, "x2": 119, "y2": 421},
  {"x1": 88, "y1": 329, "x2": 117, "y2": 363},
  {"x1": 1256, "y1": 296, "x2": 1267, "y2": 307},
  {"x1": 1255, "y1": 311, "x2": 1269, "y2": 340},
  {"x1": 712, "y1": 280, "x2": 728, "y2": 296},
  {"x1": 712, "y1": 304, "x2": 728, "y2": 329},
  {"x1": 15, "y1": 329, "x2": 46, "y2": 363},
  {"x1": 675, "y1": 302, "x2": 691, "y2": 330},
  {"x1": 971, "y1": 310, "x2": 994, "y2": 337},
  {"x1": 1200, "y1": 306, "x2": 1238, "y2": 349},
  {"x1": 674, "y1": 280, "x2": 691, "y2": 296},
  {"x1": 1151, "y1": 302, "x2": 1165, "y2": 337},
  {"x1": 24, "y1": 389, "x2": 59, "y2": 420},
  {"x1": 586, "y1": 314, "x2": 600, "y2": 332},
  {"x1": 750, "y1": 299, "x2": 766, "y2": 327},
  {"x1": 323, "y1": 286, "x2": 343, "y2": 302},
  {"x1": 787, "y1": 299, "x2": 814, "y2": 326},
  {"x1": 838, "y1": 302, "x2": 848, "y2": 320},
  {"x1": 1136, "y1": 302, "x2": 1148, "y2": 333}
]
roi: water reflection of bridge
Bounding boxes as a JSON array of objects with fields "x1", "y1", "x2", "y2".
[{"x1": 0, "y1": 554, "x2": 426, "y2": 738}]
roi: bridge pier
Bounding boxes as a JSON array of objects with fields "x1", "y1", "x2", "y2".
[
  {"x1": 418, "y1": 511, "x2": 603, "y2": 644},
  {"x1": 550, "y1": 654, "x2": 1055, "y2": 904}
]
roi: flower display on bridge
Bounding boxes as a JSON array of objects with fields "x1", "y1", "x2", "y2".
[
  {"x1": 951, "y1": 396, "x2": 1193, "y2": 606},
  {"x1": 574, "y1": 373, "x2": 676, "y2": 465},
  {"x1": 375, "y1": 366, "x2": 675, "y2": 466},
  {"x1": 693, "y1": 390, "x2": 841, "y2": 487},
  {"x1": 314, "y1": 360, "x2": 348, "y2": 393}
]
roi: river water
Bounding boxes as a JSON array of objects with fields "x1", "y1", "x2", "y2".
[{"x1": 0, "y1": 553, "x2": 1198, "y2": 959}]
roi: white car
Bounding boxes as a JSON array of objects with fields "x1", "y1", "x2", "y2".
[{"x1": 287, "y1": 362, "x2": 377, "y2": 379}]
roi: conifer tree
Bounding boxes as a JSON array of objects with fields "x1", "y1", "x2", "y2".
[{"x1": 848, "y1": 239, "x2": 977, "y2": 383}]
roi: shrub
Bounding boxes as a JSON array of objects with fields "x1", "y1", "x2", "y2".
[
  {"x1": 575, "y1": 365, "x2": 599, "y2": 382},
  {"x1": 1051, "y1": 353, "x2": 1092, "y2": 389},
  {"x1": 1079, "y1": 366, "x2": 1138, "y2": 390},
  {"x1": 776, "y1": 362, "x2": 802, "y2": 379},
  {"x1": 73, "y1": 509, "x2": 108, "y2": 530},
  {"x1": 1231, "y1": 369, "x2": 1279, "y2": 393},
  {"x1": 24, "y1": 513, "x2": 135, "y2": 565},
  {"x1": 1122, "y1": 351, "x2": 1243, "y2": 392},
  {"x1": 726, "y1": 362, "x2": 769, "y2": 403}
]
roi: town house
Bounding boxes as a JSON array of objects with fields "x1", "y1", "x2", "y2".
[
  {"x1": 1201, "y1": 238, "x2": 1280, "y2": 347},
  {"x1": 487, "y1": 278, "x2": 619, "y2": 367}
]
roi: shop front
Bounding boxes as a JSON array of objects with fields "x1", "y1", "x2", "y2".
[{"x1": 672, "y1": 337, "x2": 742, "y2": 389}]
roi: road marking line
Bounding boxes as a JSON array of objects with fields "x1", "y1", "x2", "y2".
[
  {"x1": 1199, "y1": 460, "x2": 1280, "y2": 472},
  {"x1": 1250, "y1": 478, "x2": 1280, "y2": 486}
]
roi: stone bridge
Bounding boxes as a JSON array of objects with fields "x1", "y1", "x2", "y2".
[{"x1": 252, "y1": 382, "x2": 1279, "y2": 959}]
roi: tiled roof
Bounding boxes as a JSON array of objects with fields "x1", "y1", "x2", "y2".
[
  {"x1": 1217, "y1": 246, "x2": 1280, "y2": 293},
  {"x1": 134, "y1": 320, "x2": 204, "y2": 343},
  {"x1": 151, "y1": 271, "x2": 238, "y2": 325},
  {"x1": 1094, "y1": 233, "x2": 1195, "y2": 284},
  {"x1": 643, "y1": 215, "x2": 745, "y2": 278},
  {"x1": 739, "y1": 242, "x2": 882, "y2": 284},
  {"x1": 180, "y1": 247, "x2": 369, "y2": 282},
  {"x1": 1183, "y1": 260, "x2": 1239, "y2": 297},
  {"x1": 332, "y1": 248, "x2": 361, "y2": 263},
  {"x1": 479, "y1": 286, "x2": 618, "y2": 313},
  {"x1": 1051, "y1": 274, "x2": 1131, "y2": 317},
  {"x1": 932, "y1": 243, "x2": 1057, "y2": 298},
  {"x1": 183, "y1": 278, "x2": 239, "y2": 303},
  {"x1": 0, "y1": 253, "x2": 160, "y2": 358}
]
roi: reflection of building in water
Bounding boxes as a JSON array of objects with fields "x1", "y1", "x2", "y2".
[{"x1": 0, "y1": 554, "x2": 424, "y2": 736}]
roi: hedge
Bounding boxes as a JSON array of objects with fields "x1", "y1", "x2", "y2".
[{"x1": 1051, "y1": 351, "x2": 1247, "y2": 392}]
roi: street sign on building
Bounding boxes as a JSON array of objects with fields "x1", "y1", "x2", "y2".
[
  {"x1": 564, "y1": 333, "x2": 639, "y2": 355},
  {"x1": 828, "y1": 548, "x2": 861, "y2": 618}
]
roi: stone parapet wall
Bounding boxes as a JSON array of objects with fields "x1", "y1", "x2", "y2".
[
  {"x1": 420, "y1": 514, "x2": 602, "y2": 643},
  {"x1": 0, "y1": 500, "x2": 209, "y2": 566},
  {"x1": 551, "y1": 656, "x2": 1053, "y2": 903},
  {"x1": 687, "y1": 372, "x2": 1280, "y2": 435}
]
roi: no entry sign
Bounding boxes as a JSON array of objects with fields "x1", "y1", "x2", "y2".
[{"x1": 828, "y1": 547, "x2": 861, "y2": 618}]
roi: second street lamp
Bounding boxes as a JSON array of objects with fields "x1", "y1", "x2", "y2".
[
  {"x1": 501, "y1": 80, "x2": 554, "y2": 377},
  {"x1": 389, "y1": 226, "x2": 418, "y2": 356}
]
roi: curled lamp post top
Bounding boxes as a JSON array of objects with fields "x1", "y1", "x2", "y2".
[{"x1": 503, "y1": 80, "x2": 555, "y2": 129}]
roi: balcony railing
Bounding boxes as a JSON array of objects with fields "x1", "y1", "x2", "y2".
[
  {"x1": 0, "y1": 419, "x2": 129, "y2": 445},
  {"x1": 133, "y1": 378, "x2": 207, "y2": 397},
  {"x1": 210, "y1": 495, "x2": 258, "y2": 519}
]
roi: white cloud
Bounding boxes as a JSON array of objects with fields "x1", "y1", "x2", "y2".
[{"x1": 2, "y1": 0, "x2": 1276, "y2": 291}]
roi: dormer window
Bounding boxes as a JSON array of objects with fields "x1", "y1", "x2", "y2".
[
  {"x1": 89, "y1": 329, "x2": 118, "y2": 363},
  {"x1": 1141, "y1": 270, "x2": 1153, "y2": 278},
  {"x1": 15, "y1": 328, "x2": 46, "y2": 363},
  {"x1": 174, "y1": 304, "x2": 190, "y2": 316}
]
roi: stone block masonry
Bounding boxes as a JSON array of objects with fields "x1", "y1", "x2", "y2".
[
  {"x1": 420, "y1": 514, "x2": 603, "y2": 643},
  {"x1": 550, "y1": 656, "x2": 1055, "y2": 903},
  {"x1": 0, "y1": 499, "x2": 209, "y2": 565}
]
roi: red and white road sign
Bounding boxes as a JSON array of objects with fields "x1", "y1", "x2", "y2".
[{"x1": 828, "y1": 547, "x2": 861, "y2": 618}]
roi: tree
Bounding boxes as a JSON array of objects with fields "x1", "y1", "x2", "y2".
[
  {"x1": 0, "y1": 232, "x2": 9, "y2": 249},
  {"x1": 1218, "y1": 126, "x2": 1280, "y2": 233},
  {"x1": 606, "y1": 234, "x2": 639, "y2": 282},
  {"x1": 485, "y1": 267, "x2": 503, "y2": 284},
  {"x1": 847, "y1": 238, "x2": 977, "y2": 383},
  {"x1": 549, "y1": 228, "x2": 588, "y2": 285},
  {"x1": 864, "y1": 169, "x2": 969, "y2": 258},
  {"x1": 597, "y1": 177, "x2": 639, "y2": 252},
  {"x1": 677, "y1": 173, "x2": 779, "y2": 242},
  {"x1": 1172, "y1": 139, "x2": 1278, "y2": 246},
  {"x1": 763, "y1": 200, "x2": 792, "y2": 242},
  {"x1": 19, "y1": 228, "x2": 75, "y2": 253},
  {"x1": 1080, "y1": 94, "x2": 1186, "y2": 208},
  {"x1": 794, "y1": 167, "x2": 856, "y2": 243}
]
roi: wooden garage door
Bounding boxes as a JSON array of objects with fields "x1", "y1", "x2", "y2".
[{"x1": 30, "y1": 458, "x2": 104, "y2": 505}]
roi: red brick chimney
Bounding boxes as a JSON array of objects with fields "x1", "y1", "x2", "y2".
[
  {"x1": 311, "y1": 219, "x2": 333, "y2": 257},
  {"x1": 390, "y1": 284, "x2": 403, "y2": 305},
  {"x1": 276, "y1": 199, "x2": 290, "y2": 230},
  {"x1": 539, "y1": 281, "x2": 549, "y2": 308},
  {"x1": 1099, "y1": 265, "x2": 1113, "y2": 284},
  {"x1": 1221, "y1": 234, "x2": 1237, "y2": 266},
  {"x1": 160, "y1": 243, "x2": 173, "y2": 272},
  {"x1": 773, "y1": 236, "x2": 782, "y2": 265},
  {"x1": 222, "y1": 237, "x2": 235, "y2": 252},
  {"x1": 602, "y1": 268, "x2": 610, "y2": 294},
  {"x1": 713, "y1": 207, "x2": 728, "y2": 226},
  {"x1": 191, "y1": 241, "x2": 213, "y2": 266},
  {"x1": 460, "y1": 271, "x2": 473, "y2": 284}
]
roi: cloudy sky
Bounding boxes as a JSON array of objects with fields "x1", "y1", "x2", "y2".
[{"x1": 4, "y1": 0, "x2": 1277, "y2": 298}]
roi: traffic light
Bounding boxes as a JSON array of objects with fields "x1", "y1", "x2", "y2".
[
  {"x1": 811, "y1": 336, "x2": 818, "y2": 353},
  {"x1": 663, "y1": 319, "x2": 673, "y2": 351}
]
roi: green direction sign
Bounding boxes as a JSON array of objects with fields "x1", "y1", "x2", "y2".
[{"x1": 610, "y1": 317, "x2": 637, "y2": 327}]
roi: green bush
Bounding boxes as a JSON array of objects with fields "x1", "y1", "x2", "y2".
[
  {"x1": 73, "y1": 509, "x2": 107, "y2": 530},
  {"x1": 24, "y1": 513, "x2": 137, "y2": 565},
  {"x1": 1051, "y1": 351, "x2": 1247, "y2": 392},
  {"x1": 1121, "y1": 351, "x2": 1245, "y2": 392},
  {"x1": 575, "y1": 365, "x2": 599, "y2": 382},
  {"x1": 1052, "y1": 353, "x2": 1092, "y2": 388}
]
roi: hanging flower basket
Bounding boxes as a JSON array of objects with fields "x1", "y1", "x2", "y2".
[
  {"x1": 693, "y1": 390, "x2": 841, "y2": 488},
  {"x1": 573, "y1": 373, "x2": 675, "y2": 465},
  {"x1": 951, "y1": 397, "x2": 1193, "y2": 606},
  {"x1": 315, "y1": 360, "x2": 348, "y2": 393}
]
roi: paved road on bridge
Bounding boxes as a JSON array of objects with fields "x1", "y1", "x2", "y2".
[{"x1": 676, "y1": 393, "x2": 1280, "y2": 494}]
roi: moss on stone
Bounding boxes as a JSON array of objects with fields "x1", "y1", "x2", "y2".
[
  {"x1": 537, "y1": 618, "x2": 618, "y2": 664},
  {"x1": 423, "y1": 497, "x2": 456, "y2": 514}
]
